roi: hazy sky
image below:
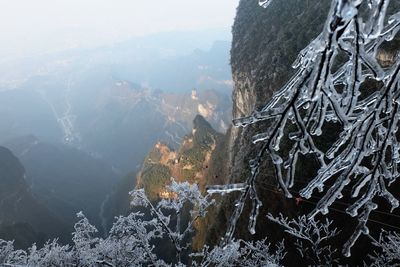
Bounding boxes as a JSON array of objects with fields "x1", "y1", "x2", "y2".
[{"x1": 0, "y1": 0, "x2": 239, "y2": 58}]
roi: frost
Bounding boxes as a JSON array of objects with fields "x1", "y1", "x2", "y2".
[
  {"x1": 210, "y1": 0, "x2": 400, "y2": 256},
  {"x1": 207, "y1": 183, "x2": 247, "y2": 194},
  {"x1": 192, "y1": 239, "x2": 285, "y2": 267},
  {"x1": 267, "y1": 214, "x2": 340, "y2": 266},
  {"x1": 0, "y1": 182, "x2": 284, "y2": 267},
  {"x1": 130, "y1": 179, "x2": 215, "y2": 263},
  {"x1": 370, "y1": 230, "x2": 400, "y2": 266}
]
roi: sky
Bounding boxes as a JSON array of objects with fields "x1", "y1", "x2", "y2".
[{"x1": 0, "y1": 0, "x2": 239, "y2": 58}]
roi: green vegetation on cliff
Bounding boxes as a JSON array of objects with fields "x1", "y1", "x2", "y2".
[{"x1": 137, "y1": 115, "x2": 226, "y2": 202}]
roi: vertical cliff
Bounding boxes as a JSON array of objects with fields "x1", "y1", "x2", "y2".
[
  {"x1": 206, "y1": 1, "x2": 400, "y2": 266},
  {"x1": 229, "y1": 0, "x2": 331, "y2": 184},
  {"x1": 206, "y1": 0, "x2": 333, "y2": 262},
  {"x1": 213, "y1": 0, "x2": 332, "y2": 239}
]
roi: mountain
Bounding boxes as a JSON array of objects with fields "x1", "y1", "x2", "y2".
[
  {"x1": 0, "y1": 89, "x2": 62, "y2": 144},
  {"x1": 137, "y1": 115, "x2": 226, "y2": 200},
  {"x1": 143, "y1": 40, "x2": 232, "y2": 92},
  {"x1": 0, "y1": 82, "x2": 231, "y2": 176},
  {"x1": 203, "y1": 0, "x2": 333, "y2": 250},
  {"x1": 0, "y1": 146, "x2": 68, "y2": 248},
  {"x1": 133, "y1": 115, "x2": 229, "y2": 257},
  {"x1": 0, "y1": 28, "x2": 232, "y2": 88},
  {"x1": 3, "y1": 136, "x2": 118, "y2": 234},
  {"x1": 0, "y1": 29, "x2": 233, "y2": 248},
  {"x1": 0, "y1": 35, "x2": 232, "y2": 174},
  {"x1": 73, "y1": 82, "x2": 231, "y2": 173},
  {"x1": 0, "y1": 81, "x2": 231, "y2": 173},
  {"x1": 103, "y1": 115, "x2": 228, "y2": 236}
]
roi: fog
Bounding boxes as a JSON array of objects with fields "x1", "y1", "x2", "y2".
[{"x1": 0, "y1": 0, "x2": 239, "y2": 59}]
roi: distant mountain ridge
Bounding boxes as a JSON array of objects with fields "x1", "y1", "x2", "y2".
[
  {"x1": 73, "y1": 80, "x2": 231, "y2": 172},
  {"x1": 0, "y1": 32, "x2": 232, "y2": 93},
  {"x1": 0, "y1": 36, "x2": 232, "y2": 174}
]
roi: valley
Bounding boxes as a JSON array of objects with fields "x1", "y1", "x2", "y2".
[
  {"x1": 1, "y1": 1, "x2": 400, "y2": 265},
  {"x1": 0, "y1": 29, "x2": 233, "y2": 247}
]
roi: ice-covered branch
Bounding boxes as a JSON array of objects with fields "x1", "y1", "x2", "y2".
[
  {"x1": 370, "y1": 230, "x2": 400, "y2": 266},
  {"x1": 0, "y1": 182, "x2": 286, "y2": 266},
  {"x1": 131, "y1": 179, "x2": 215, "y2": 262},
  {"x1": 211, "y1": 0, "x2": 400, "y2": 256},
  {"x1": 267, "y1": 213, "x2": 340, "y2": 266},
  {"x1": 192, "y1": 239, "x2": 284, "y2": 267}
]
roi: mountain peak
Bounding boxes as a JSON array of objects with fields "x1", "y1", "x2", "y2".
[
  {"x1": 0, "y1": 146, "x2": 25, "y2": 191},
  {"x1": 193, "y1": 114, "x2": 213, "y2": 131}
]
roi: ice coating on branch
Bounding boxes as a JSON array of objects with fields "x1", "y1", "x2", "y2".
[
  {"x1": 267, "y1": 214, "x2": 340, "y2": 265},
  {"x1": 207, "y1": 183, "x2": 247, "y2": 194},
  {"x1": 370, "y1": 230, "x2": 400, "y2": 265},
  {"x1": 212, "y1": 0, "x2": 400, "y2": 255},
  {"x1": 259, "y1": 0, "x2": 273, "y2": 9}
]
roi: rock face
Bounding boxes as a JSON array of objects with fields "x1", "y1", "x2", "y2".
[
  {"x1": 136, "y1": 115, "x2": 227, "y2": 201},
  {"x1": 131, "y1": 115, "x2": 228, "y2": 251},
  {"x1": 205, "y1": 1, "x2": 400, "y2": 266},
  {"x1": 377, "y1": 38, "x2": 400, "y2": 67},
  {"x1": 229, "y1": 0, "x2": 331, "y2": 184},
  {"x1": 75, "y1": 81, "x2": 231, "y2": 173},
  {"x1": 207, "y1": 2, "x2": 333, "y2": 250}
]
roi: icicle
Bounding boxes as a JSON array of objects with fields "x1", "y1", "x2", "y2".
[
  {"x1": 207, "y1": 183, "x2": 247, "y2": 195},
  {"x1": 258, "y1": 0, "x2": 273, "y2": 9}
]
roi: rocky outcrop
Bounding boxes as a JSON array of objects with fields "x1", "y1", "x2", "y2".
[
  {"x1": 377, "y1": 38, "x2": 400, "y2": 67},
  {"x1": 133, "y1": 115, "x2": 229, "y2": 251},
  {"x1": 208, "y1": 1, "x2": 334, "y2": 247},
  {"x1": 136, "y1": 115, "x2": 227, "y2": 201}
]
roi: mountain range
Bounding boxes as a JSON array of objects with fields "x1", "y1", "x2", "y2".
[{"x1": 0, "y1": 29, "x2": 233, "y2": 247}]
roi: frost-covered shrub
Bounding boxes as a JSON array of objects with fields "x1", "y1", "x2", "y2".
[
  {"x1": 0, "y1": 181, "x2": 284, "y2": 267},
  {"x1": 370, "y1": 231, "x2": 400, "y2": 266},
  {"x1": 267, "y1": 214, "x2": 340, "y2": 266}
]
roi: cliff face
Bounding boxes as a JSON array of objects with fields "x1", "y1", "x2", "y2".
[
  {"x1": 200, "y1": 1, "x2": 336, "y2": 256},
  {"x1": 214, "y1": 0, "x2": 333, "y2": 240},
  {"x1": 208, "y1": 0, "x2": 400, "y2": 265},
  {"x1": 229, "y1": 0, "x2": 331, "y2": 184},
  {"x1": 134, "y1": 115, "x2": 228, "y2": 251},
  {"x1": 137, "y1": 115, "x2": 227, "y2": 201}
]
